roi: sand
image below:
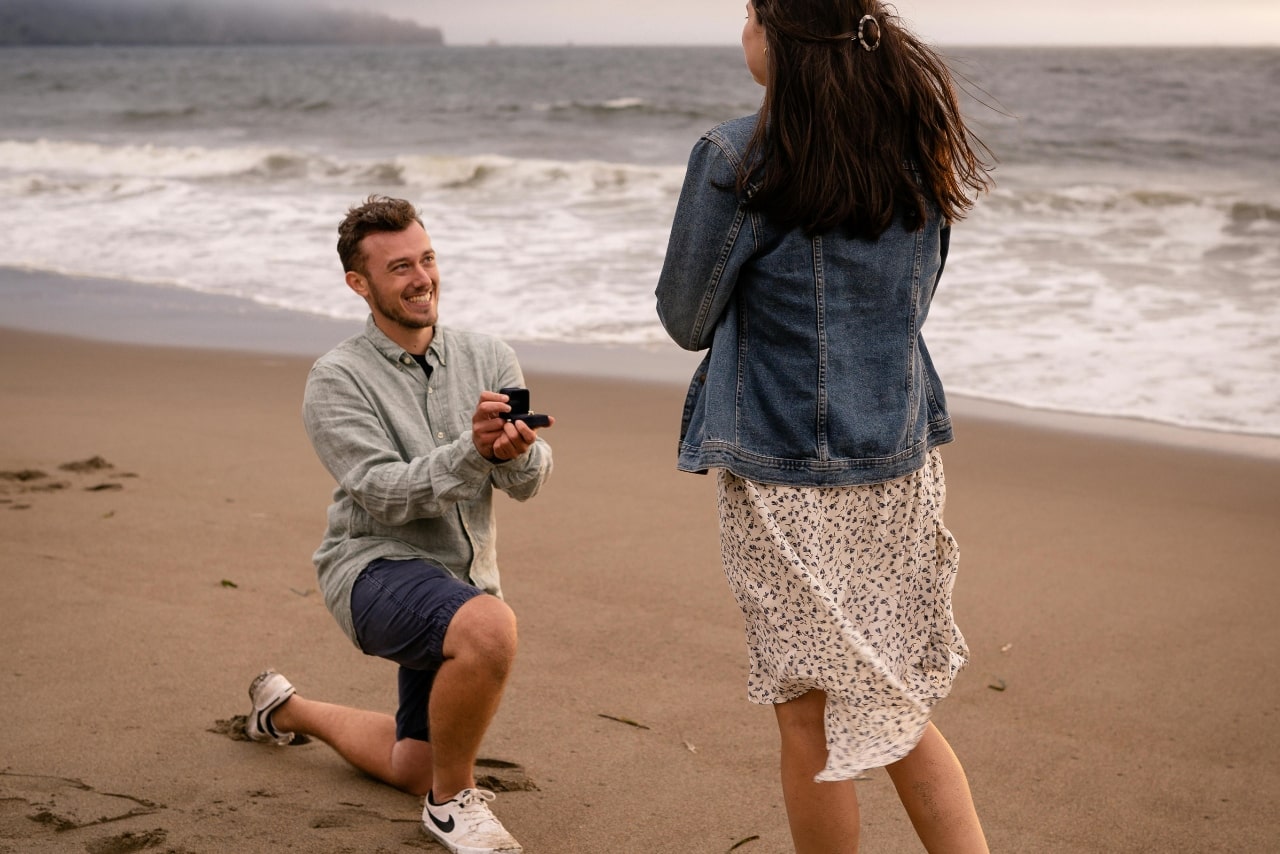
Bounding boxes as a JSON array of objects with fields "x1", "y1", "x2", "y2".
[{"x1": 1, "y1": 273, "x2": 1278, "y2": 853}]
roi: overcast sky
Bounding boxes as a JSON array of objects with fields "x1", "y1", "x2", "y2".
[{"x1": 360, "y1": 0, "x2": 1280, "y2": 46}]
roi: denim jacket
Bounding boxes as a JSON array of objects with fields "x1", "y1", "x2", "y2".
[{"x1": 656, "y1": 114, "x2": 953, "y2": 487}]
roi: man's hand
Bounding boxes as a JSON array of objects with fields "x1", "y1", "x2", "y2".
[{"x1": 471, "y1": 390, "x2": 554, "y2": 462}]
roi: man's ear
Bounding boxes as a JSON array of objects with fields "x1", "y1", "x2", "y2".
[{"x1": 345, "y1": 270, "x2": 369, "y2": 298}]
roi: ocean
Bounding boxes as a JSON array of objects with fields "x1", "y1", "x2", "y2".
[{"x1": 0, "y1": 45, "x2": 1277, "y2": 437}]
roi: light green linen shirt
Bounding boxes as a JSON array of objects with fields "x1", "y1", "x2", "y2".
[{"x1": 303, "y1": 317, "x2": 552, "y2": 647}]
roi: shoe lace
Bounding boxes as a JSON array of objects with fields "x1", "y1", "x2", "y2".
[{"x1": 454, "y1": 788, "x2": 503, "y2": 832}]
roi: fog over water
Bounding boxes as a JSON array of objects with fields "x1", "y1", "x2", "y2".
[{"x1": 9, "y1": 0, "x2": 1277, "y2": 45}]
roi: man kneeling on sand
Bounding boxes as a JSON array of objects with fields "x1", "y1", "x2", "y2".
[{"x1": 244, "y1": 195, "x2": 553, "y2": 854}]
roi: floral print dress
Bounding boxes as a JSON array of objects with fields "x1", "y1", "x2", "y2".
[{"x1": 716, "y1": 449, "x2": 968, "y2": 782}]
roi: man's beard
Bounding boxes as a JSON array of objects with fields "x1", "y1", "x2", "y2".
[{"x1": 372, "y1": 289, "x2": 436, "y2": 329}]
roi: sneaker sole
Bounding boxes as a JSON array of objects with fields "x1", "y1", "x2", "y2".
[{"x1": 420, "y1": 823, "x2": 522, "y2": 854}]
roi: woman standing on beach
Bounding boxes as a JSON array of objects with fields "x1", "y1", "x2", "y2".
[{"x1": 656, "y1": 2, "x2": 992, "y2": 851}]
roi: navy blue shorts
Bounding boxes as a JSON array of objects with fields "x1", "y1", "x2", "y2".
[{"x1": 350, "y1": 557, "x2": 483, "y2": 743}]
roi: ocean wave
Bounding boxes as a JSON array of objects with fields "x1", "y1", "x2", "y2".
[
  {"x1": 1229, "y1": 201, "x2": 1280, "y2": 226},
  {"x1": 120, "y1": 105, "x2": 201, "y2": 123},
  {"x1": 985, "y1": 181, "x2": 1280, "y2": 227},
  {"x1": 357, "y1": 161, "x2": 407, "y2": 185},
  {"x1": 536, "y1": 97, "x2": 647, "y2": 113},
  {"x1": 112, "y1": 96, "x2": 334, "y2": 127},
  {"x1": 10, "y1": 174, "x2": 167, "y2": 200},
  {"x1": 0, "y1": 138, "x2": 281, "y2": 180},
  {"x1": 598, "y1": 97, "x2": 648, "y2": 111},
  {"x1": 244, "y1": 94, "x2": 335, "y2": 113},
  {"x1": 0, "y1": 138, "x2": 683, "y2": 196},
  {"x1": 400, "y1": 153, "x2": 682, "y2": 195},
  {"x1": 533, "y1": 96, "x2": 721, "y2": 122}
]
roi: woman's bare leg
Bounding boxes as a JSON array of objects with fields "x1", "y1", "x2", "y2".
[
  {"x1": 774, "y1": 690, "x2": 861, "y2": 854},
  {"x1": 885, "y1": 723, "x2": 988, "y2": 853}
]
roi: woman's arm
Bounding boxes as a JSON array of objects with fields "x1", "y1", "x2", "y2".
[{"x1": 655, "y1": 135, "x2": 755, "y2": 352}]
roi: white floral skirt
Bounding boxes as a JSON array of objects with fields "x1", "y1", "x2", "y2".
[{"x1": 716, "y1": 449, "x2": 968, "y2": 782}]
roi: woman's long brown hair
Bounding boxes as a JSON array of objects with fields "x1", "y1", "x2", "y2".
[{"x1": 741, "y1": 0, "x2": 993, "y2": 237}]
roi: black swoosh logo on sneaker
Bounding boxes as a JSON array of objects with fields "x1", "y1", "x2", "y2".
[{"x1": 427, "y1": 810, "x2": 455, "y2": 835}]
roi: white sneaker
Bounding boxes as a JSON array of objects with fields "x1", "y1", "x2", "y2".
[
  {"x1": 422, "y1": 788, "x2": 522, "y2": 854},
  {"x1": 245, "y1": 669, "x2": 296, "y2": 745}
]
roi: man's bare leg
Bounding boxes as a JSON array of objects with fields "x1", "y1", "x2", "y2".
[
  {"x1": 270, "y1": 695, "x2": 435, "y2": 796},
  {"x1": 426, "y1": 594, "x2": 518, "y2": 801},
  {"x1": 265, "y1": 596, "x2": 516, "y2": 800}
]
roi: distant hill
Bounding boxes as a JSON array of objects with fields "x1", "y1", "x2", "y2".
[{"x1": 0, "y1": 0, "x2": 444, "y2": 46}]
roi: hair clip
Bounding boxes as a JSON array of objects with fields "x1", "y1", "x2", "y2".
[{"x1": 855, "y1": 14, "x2": 881, "y2": 52}]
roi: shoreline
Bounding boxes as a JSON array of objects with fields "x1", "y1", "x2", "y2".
[{"x1": 4, "y1": 265, "x2": 1278, "y2": 460}]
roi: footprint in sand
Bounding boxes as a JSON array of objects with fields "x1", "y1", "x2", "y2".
[
  {"x1": 474, "y1": 758, "x2": 538, "y2": 793},
  {"x1": 209, "y1": 714, "x2": 312, "y2": 745},
  {"x1": 0, "y1": 770, "x2": 166, "y2": 851},
  {"x1": 84, "y1": 828, "x2": 169, "y2": 854},
  {"x1": 0, "y1": 456, "x2": 138, "y2": 507}
]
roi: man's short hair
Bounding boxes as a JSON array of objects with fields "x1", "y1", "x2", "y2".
[{"x1": 337, "y1": 195, "x2": 424, "y2": 275}]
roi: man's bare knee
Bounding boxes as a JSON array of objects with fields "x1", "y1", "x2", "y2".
[{"x1": 444, "y1": 595, "x2": 518, "y2": 672}]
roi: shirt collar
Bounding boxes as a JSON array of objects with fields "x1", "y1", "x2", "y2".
[{"x1": 362, "y1": 315, "x2": 449, "y2": 370}]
